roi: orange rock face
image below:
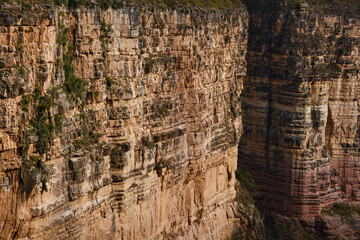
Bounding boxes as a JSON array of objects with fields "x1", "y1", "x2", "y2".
[
  {"x1": 239, "y1": 5, "x2": 360, "y2": 220},
  {"x1": 0, "y1": 4, "x2": 252, "y2": 239}
]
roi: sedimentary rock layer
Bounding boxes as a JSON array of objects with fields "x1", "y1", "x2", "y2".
[
  {"x1": 0, "y1": 3, "x2": 248, "y2": 239},
  {"x1": 239, "y1": 2, "x2": 360, "y2": 219}
]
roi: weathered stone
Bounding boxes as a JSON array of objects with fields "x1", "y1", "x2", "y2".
[
  {"x1": 0, "y1": 4, "x2": 249, "y2": 240},
  {"x1": 238, "y1": 3, "x2": 360, "y2": 229}
]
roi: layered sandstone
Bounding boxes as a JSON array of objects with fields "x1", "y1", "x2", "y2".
[
  {"x1": 239, "y1": 1, "x2": 360, "y2": 222},
  {"x1": 0, "y1": 2, "x2": 255, "y2": 239}
]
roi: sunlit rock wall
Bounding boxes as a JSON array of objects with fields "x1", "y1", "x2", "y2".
[{"x1": 0, "y1": 3, "x2": 248, "y2": 239}]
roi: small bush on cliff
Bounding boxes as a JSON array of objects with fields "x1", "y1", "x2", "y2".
[
  {"x1": 235, "y1": 169, "x2": 256, "y2": 192},
  {"x1": 74, "y1": 128, "x2": 102, "y2": 150},
  {"x1": 105, "y1": 76, "x2": 116, "y2": 89},
  {"x1": 235, "y1": 170, "x2": 257, "y2": 207},
  {"x1": 20, "y1": 95, "x2": 30, "y2": 112},
  {"x1": 62, "y1": 53, "x2": 87, "y2": 99},
  {"x1": 56, "y1": 20, "x2": 69, "y2": 47},
  {"x1": 54, "y1": 114, "x2": 64, "y2": 133}
]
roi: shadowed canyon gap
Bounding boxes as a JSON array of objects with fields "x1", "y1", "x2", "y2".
[{"x1": 0, "y1": 0, "x2": 360, "y2": 239}]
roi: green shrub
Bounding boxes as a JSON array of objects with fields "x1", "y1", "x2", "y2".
[
  {"x1": 54, "y1": 114, "x2": 64, "y2": 133},
  {"x1": 20, "y1": 131, "x2": 30, "y2": 156},
  {"x1": 32, "y1": 121, "x2": 53, "y2": 154},
  {"x1": 235, "y1": 169, "x2": 256, "y2": 192},
  {"x1": 56, "y1": 20, "x2": 69, "y2": 47},
  {"x1": 74, "y1": 129, "x2": 102, "y2": 150},
  {"x1": 16, "y1": 42, "x2": 24, "y2": 53},
  {"x1": 101, "y1": 20, "x2": 107, "y2": 33},
  {"x1": 20, "y1": 95, "x2": 30, "y2": 112},
  {"x1": 62, "y1": 53, "x2": 87, "y2": 98},
  {"x1": 37, "y1": 95, "x2": 53, "y2": 116},
  {"x1": 105, "y1": 76, "x2": 116, "y2": 89},
  {"x1": 87, "y1": 91, "x2": 99, "y2": 101},
  {"x1": 19, "y1": 67, "x2": 26, "y2": 77},
  {"x1": 31, "y1": 88, "x2": 41, "y2": 101}
]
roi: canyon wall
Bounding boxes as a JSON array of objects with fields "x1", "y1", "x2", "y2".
[
  {"x1": 2, "y1": 0, "x2": 360, "y2": 239},
  {"x1": 0, "y1": 3, "x2": 259, "y2": 239},
  {"x1": 239, "y1": 1, "x2": 360, "y2": 221}
]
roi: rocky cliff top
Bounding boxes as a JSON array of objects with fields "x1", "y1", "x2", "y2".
[{"x1": 0, "y1": 0, "x2": 245, "y2": 10}]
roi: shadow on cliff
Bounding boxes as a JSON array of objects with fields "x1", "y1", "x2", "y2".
[{"x1": 230, "y1": 171, "x2": 265, "y2": 239}]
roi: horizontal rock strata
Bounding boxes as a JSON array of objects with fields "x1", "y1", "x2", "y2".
[
  {"x1": 0, "y1": 3, "x2": 248, "y2": 239},
  {"x1": 239, "y1": 2, "x2": 360, "y2": 219}
]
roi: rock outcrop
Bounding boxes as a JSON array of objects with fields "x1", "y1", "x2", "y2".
[
  {"x1": 0, "y1": 2, "x2": 254, "y2": 239},
  {"x1": 239, "y1": 0, "x2": 360, "y2": 223}
]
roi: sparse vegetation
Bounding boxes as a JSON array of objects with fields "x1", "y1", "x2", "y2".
[
  {"x1": 56, "y1": 20, "x2": 69, "y2": 47},
  {"x1": 235, "y1": 169, "x2": 256, "y2": 192},
  {"x1": 74, "y1": 129, "x2": 102, "y2": 150},
  {"x1": 86, "y1": 91, "x2": 99, "y2": 101},
  {"x1": 0, "y1": 0, "x2": 245, "y2": 10},
  {"x1": 16, "y1": 42, "x2": 24, "y2": 53},
  {"x1": 54, "y1": 114, "x2": 65, "y2": 133},
  {"x1": 18, "y1": 67, "x2": 26, "y2": 78},
  {"x1": 62, "y1": 52, "x2": 87, "y2": 99},
  {"x1": 323, "y1": 203, "x2": 360, "y2": 218},
  {"x1": 105, "y1": 76, "x2": 116, "y2": 89},
  {"x1": 19, "y1": 89, "x2": 57, "y2": 197},
  {"x1": 20, "y1": 95, "x2": 30, "y2": 112},
  {"x1": 18, "y1": 17, "x2": 85, "y2": 197},
  {"x1": 265, "y1": 222, "x2": 318, "y2": 240},
  {"x1": 243, "y1": 0, "x2": 360, "y2": 16},
  {"x1": 233, "y1": 170, "x2": 265, "y2": 239}
]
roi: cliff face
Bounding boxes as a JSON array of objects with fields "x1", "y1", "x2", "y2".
[
  {"x1": 0, "y1": 3, "x2": 255, "y2": 239},
  {"x1": 2, "y1": 0, "x2": 360, "y2": 239},
  {"x1": 239, "y1": 1, "x2": 360, "y2": 220}
]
